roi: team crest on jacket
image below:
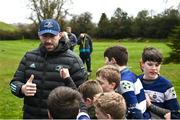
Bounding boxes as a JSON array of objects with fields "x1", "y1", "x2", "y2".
[
  {"x1": 55, "y1": 65, "x2": 63, "y2": 71},
  {"x1": 30, "y1": 63, "x2": 36, "y2": 69}
]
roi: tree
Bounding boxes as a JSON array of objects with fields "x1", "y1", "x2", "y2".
[
  {"x1": 165, "y1": 26, "x2": 180, "y2": 63},
  {"x1": 131, "y1": 10, "x2": 150, "y2": 38},
  {"x1": 163, "y1": 0, "x2": 180, "y2": 64},
  {"x1": 110, "y1": 8, "x2": 132, "y2": 39},
  {"x1": 97, "y1": 13, "x2": 110, "y2": 38},
  {"x1": 68, "y1": 12, "x2": 96, "y2": 37},
  {"x1": 27, "y1": 0, "x2": 72, "y2": 25}
]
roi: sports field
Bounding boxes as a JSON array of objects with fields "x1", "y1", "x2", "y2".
[{"x1": 0, "y1": 39, "x2": 179, "y2": 118}]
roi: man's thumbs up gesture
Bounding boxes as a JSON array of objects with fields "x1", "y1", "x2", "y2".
[{"x1": 21, "y1": 74, "x2": 37, "y2": 96}]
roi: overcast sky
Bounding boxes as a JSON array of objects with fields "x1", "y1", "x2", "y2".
[{"x1": 0, "y1": 0, "x2": 179, "y2": 24}]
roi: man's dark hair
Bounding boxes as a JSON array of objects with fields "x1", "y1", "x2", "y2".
[
  {"x1": 142, "y1": 47, "x2": 163, "y2": 64},
  {"x1": 47, "y1": 86, "x2": 81, "y2": 119},
  {"x1": 104, "y1": 45, "x2": 128, "y2": 66}
]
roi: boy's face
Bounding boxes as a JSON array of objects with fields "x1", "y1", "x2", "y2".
[
  {"x1": 96, "y1": 76, "x2": 114, "y2": 92},
  {"x1": 142, "y1": 61, "x2": 161, "y2": 79}
]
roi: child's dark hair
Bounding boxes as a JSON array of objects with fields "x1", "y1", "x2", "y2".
[
  {"x1": 47, "y1": 86, "x2": 81, "y2": 119},
  {"x1": 104, "y1": 46, "x2": 128, "y2": 66},
  {"x1": 142, "y1": 47, "x2": 163, "y2": 64}
]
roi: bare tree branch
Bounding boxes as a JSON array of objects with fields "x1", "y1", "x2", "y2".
[{"x1": 27, "y1": 0, "x2": 71, "y2": 23}]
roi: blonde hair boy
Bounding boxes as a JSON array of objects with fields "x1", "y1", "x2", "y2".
[
  {"x1": 94, "y1": 92, "x2": 126, "y2": 119},
  {"x1": 96, "y1": 65, "x2": 120, "y2": 92}
]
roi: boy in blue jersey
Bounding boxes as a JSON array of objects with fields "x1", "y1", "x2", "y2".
[
  {"x1": 139, "y1": 47, "x2": 179, "y2": 119},
  {"x1": 104, "y1": 45, "x2": 150, "y2": 119}
]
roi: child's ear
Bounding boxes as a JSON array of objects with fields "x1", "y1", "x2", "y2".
[
  {"x1": 106, "y1": 113, "x2": 112, "y2": 119},
  {"x1": 111, "y1": 57, "x2": 117, "y2": 64},
  {"x1": 85, "y1": 98, "x2": 93, "y2": 107},
  {"x1": 141, "y1": 62, "x2": 145, "y2": 71},
  {"x1": 111, "y1": 82, "x2": 116, "y2": 90},
  {"x1": 139, "y1": 58, "x2": 144, "y2": 72}
]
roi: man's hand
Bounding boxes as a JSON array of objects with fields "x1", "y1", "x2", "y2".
[{"x1": 21, "y1": 74, "x2": 37, "y2": 96}]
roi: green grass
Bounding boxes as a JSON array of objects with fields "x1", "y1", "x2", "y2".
[
  {"x1": 0, "y1": 40, "x2": 38, "y2": 118},
  {"x1": 0, "y1": 39, "x2": 180, "y2": 118}
]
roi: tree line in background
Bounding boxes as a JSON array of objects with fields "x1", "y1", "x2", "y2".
[
  {"x1": 0, "y1": 0, "x2": 180, "y2": 63},
  {"x1": 1, "y1": 8, "x2": 179, "y2": 40}
]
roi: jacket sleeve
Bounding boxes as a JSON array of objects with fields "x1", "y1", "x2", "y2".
[
  {"x1": 64, "y1": 77, "x2": 77, "y2": 90},
  {"x1": 77, "y1": 37, "x2": 82, "y2": 45},
  {"x1": 71, "y1": 34, "x2": 78, "y2": 46},
  {"x1": 86, "y1": 35, "x2": 93, "y2": 53},
  {"x1": 9, "y1": 54, "x2": 27, "y2": 98},
  {"x1": 70, "y1": 54, "x2": 88, "y2": 87},
  {"x1": 89, "y1": 37, "x2": 93, "y2": 53}
]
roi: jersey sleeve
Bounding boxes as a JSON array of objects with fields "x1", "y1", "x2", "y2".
[
  {"x1": 164, "y1": 86, "x2": 179, "y2": 111},
  {"x1": 120, "y1": 80, "x2": 138, "y2": 105}
]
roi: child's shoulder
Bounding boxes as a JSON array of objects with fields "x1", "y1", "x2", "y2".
[
  {"x1": 137, "y1": 74, "x2": 143, "y2": 79},
  {"x1": 158, "y1": 75, "x2": 173, "y2": 86},
  {"x1": 121, "y1": 70, "x2": 137, "y2": 83},
  {"x1": 121, "y1": 68, "x2": 136, "y2": 76}
]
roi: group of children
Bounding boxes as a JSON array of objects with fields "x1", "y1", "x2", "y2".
[{"x1": 47, "y1": 45, "x2": 179, "y2": 119}]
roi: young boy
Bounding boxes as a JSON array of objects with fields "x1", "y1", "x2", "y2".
[
  {"x1": 96, "y1": 65, "x2": 120, "y2": 92},
  {"x1": 93, "y1": 92, "x2": 126, "y2": 119},
  {"x1": 104, "y1": 45, "x2": 150, "y2": 119},
  {"x1": 58, "y1": 68, "x2": 92, "y2": 119},
  {"x1": 47, "y1": 86, "x2": 90, "y2": 119},
  {"x1": 138, "y1": 46, "x2": 179, "y2": 118},
  {"x1": 78, "y1": 80, "x2": 103, "y2": 119}
]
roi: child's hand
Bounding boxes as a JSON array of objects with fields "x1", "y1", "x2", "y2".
[
  {"x1": 60, "y1": 68, "x2": 70, "y2": 79},
  {"x1": 164, "y1": 112, "x2": 171, "y2": 120},
  {"x1": 145, "y1": 93, "x2": 152, "y2": 107}
]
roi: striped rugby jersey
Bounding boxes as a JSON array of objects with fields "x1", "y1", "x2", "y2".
[
  {"x1": 117, "y1": 67, "x2": 150, "y2": 119},
  {"x1": 138, "y1": 74, "x2": 179, "y2": 111}
]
